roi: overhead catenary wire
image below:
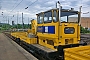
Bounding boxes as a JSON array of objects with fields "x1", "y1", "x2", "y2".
[
  {"x1": 7, "y1": 0, "x2": 23, "y2": 21},
  {"x1": 25, "y1": 0, "x2": 35, "y2": 8},
  {"x1": 11, "y1": 0, "x2": 52, "y2": 16},
  {"x1": 8, "y1": 0, "x2": 90, "y2": 24},
  {"x1": 26, "y1": 0, "x2": 54, "y2": 13},
  {"x1": 4, "y1": 0, "x2": 23, "y2": 19},
  {"x1": 8, "y1": 0, "x2": 18, "y2": 19},
  {"x1": 24, "y1": 0, "x2": 55, "y2": 21},
  {"x1": 9, "y1": 0, "x2": 23, "y2": 14},
  {"x1": 25, "y1": 0, "x2": 38, "y2": 9},
  {"x1": 10, "y1": 0, "x2": 38, "y2": 19},
  {"x1": 8, "y1": 0, "x2": 38, "y2": 25},
  {"x1": 11, "y1": 0, "x2": 19, "y2": 9}
]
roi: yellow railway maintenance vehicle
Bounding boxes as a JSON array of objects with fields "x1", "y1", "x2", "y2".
[
  {"x1": 10, "y1": 2, "x2": 90, "y2": 60},
  {"x1": 36, "y1": 8, "x2": 80, "y2": 50}
]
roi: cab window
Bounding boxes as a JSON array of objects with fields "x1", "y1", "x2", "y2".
[
  {"x1": 44, "y1": 11, "x2": 52, "y2": 23},
  {"x1": 37, "y1": 13, "x2": 43, "y2": 24},
  {"x1": 53, "y1": 10, "x2": 58, "y2": 22}
]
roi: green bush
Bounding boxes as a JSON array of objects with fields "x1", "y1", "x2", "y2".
[{"x1": 80, "y1": 26, "x2": 90, "y2": 33}]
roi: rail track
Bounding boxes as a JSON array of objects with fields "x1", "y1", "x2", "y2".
[{"x1": 81, "y1": 34, "x2": 90, "y2": 45}]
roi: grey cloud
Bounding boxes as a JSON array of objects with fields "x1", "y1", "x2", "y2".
[{"x1": 0, "y1": 0, "x2": 90, "y2": 24}]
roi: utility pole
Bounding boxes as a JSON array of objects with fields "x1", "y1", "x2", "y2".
[
  {"x1": 28, "y1": 17, "x2": 29, "y2": 28},
  {"x1": 22, "y1": 13, "x2": 24, "y2": 29},
  {"x1": 28, "y1": 17, "x2": 29, "y2": 24},
  {"x1": 17, "y1": 12, "x2": 18, "y2": 29},
  {"x1": 56, "y1": 2, "x2": 57, "y2": 8},
  {"x1": 8, "y1": 17, "x2": 9, "y2": 24},
  {"x1": 8, "y1": 17, "x2": 9, "y2": 30},
  {"x1": 5, "y1": 16, "x2": 7, "y2": 30},
  {"x1": 87, "y1": 21, "x2": 88, "y2": 29}
]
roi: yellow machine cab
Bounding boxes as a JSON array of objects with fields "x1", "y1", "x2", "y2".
[{"x1": 36, "y1": 8, "x2": 80, "y2": 49}]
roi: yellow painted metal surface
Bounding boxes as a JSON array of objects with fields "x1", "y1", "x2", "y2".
[
  {"x1": 59, "y1": 23, "x2": 80, "y2": 45},
  {"x1": 37, "y1": 22, "x2": 59, "y2": 50},
  {"x1": 9, "y1": 8, "x2": 90, "y2": 60},
  {"x1": 11, "y1": 32, "x2": 37, "y2": 44},
  {"x1": 11, "y1": 32, "x2": 27, "y2": 38},
  {"x1": 11, "y1": 20, "x2": 37, "y2": 44},
  {"x1": 27, "y1": 29, "x2": 31, "y2": 33},
  {"x1": 37, "y1": 9, "x2": 80, "y2": 49},
  {"x1": 65, "y1": 45, "x2": 90, "y2": 60},
  {"x1": 31, "y1": 20, "x2": 37, "y2": 35},
  {"x1": 37, "y1": 22, "x2": 80, "y2": 50},
  {"x1": 11, "y1": 31, "x2": 90, "y2": 60},
  {"x1": 20, "y1": 36, "x2": 37, "y2": 44},
  {"x1": 11, "y1": 9, "x2": 80, "y2": 50},
  {"x1": 37, "y1": 22, "x2": 59, "y2": 38}
]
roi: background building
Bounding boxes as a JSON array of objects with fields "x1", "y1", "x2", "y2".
[
  {"x1": 69, "y1": 17, "x2": 90, "y2": 29},
  {"x1": 81, "y1": 17, "x2": 90, "y2": 29}
]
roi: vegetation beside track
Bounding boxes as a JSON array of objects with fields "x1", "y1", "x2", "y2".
[{"x1": 81, "y1": 26, "x2": 90, "y2": 33}]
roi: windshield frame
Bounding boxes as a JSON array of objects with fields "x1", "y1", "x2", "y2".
[
  {"x1": 44, "y1": 11, "x2": 52, "y2": 23},
  {"x1": 37, "y1": 13, "x2": 44, "y2": 24},
  {"x1": 60, "y1": 9, "x2": 80, "y2": 23}
]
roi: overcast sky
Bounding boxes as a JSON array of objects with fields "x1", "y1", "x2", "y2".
[{"x1": 0, "y1": 0, "x2": 90, "y2": 24}]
